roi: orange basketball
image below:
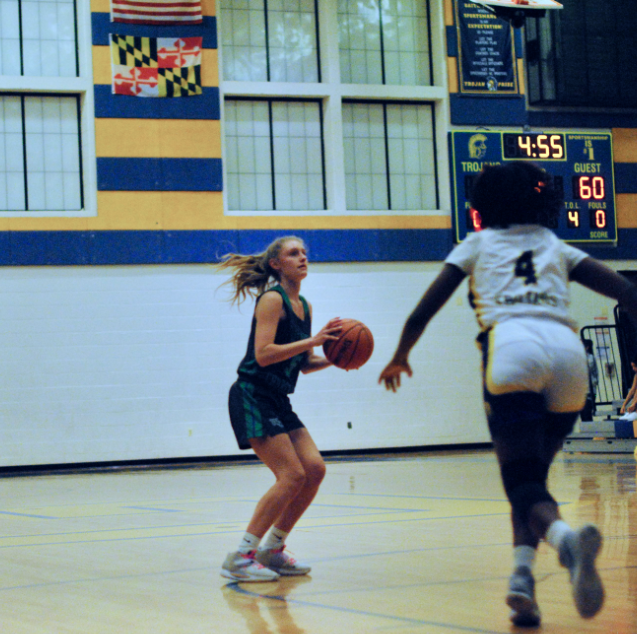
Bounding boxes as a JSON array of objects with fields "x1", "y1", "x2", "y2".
[{"x1": 323, "y1": 319, "x2": 374, "y2": 371}]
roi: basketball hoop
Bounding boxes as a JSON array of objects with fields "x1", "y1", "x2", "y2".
[
  {"x1": 471, "y1": 0, "x2": 561, "y2": 29},
  {"x1": 488, "y1": 6, "x2": 544, "y2": 27}
]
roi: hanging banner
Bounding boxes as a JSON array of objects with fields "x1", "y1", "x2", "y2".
[{"x1": 455, "y1": 0, "x2": 518, "y2": 95}]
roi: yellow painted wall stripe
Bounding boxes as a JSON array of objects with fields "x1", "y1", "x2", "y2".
[
  {"x1": 0, "y1": 190, "x2": 437, "y2": 231},
  {"x1": 2, "y1": 184, "x2": 451, "y2": 233},
  {"x1": 613, "y1": 128, "x2": 637, "y2": 163},
  {"x1": 617, "y1": 194, "x2": 637, "y2": 228},
  {"x1": 91, "y1": 0, "x2": 110, "y2": 11},
  {"x1": 202, "y1": 0, "x2": 215, "y2": 16},
  {"x1": 6, "y1": 217, "x2": 89, "y2": 231},
  {"x1": 95, "y1": 119, "x2": 221, "y2": 158},
  {"x1": 447, "y1": 57, "x2": 458, "y2": 94},
  {"x1": 445, "y1": 0, "x2": 454, "y2": 26},
  {"x1": 517, "y1": 59, "x2": 525, "y2": 95},
  {"x1": 7, "y1": 215, "x2": 452, "y2": 233},
  {"x1": 94, "y1": 191, "x2": 224, "y2": 230},
  {"x1": 228, "y1": 215, "x2": 452, "y2": 231}
]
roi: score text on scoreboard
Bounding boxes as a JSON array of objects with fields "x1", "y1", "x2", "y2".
[{"x1": 450, "y1": 131, "x2": 616, "y2": 244}]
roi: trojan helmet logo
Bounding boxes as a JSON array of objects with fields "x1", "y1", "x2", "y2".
[{"x1": 468, "y1": 134, "x2": 488, "y2": 159}]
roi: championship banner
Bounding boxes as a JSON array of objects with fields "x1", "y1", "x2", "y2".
[
  {"x1": 111, "y1": 0, "x2": 203, "y2": 25},
  {"x1": 111, "y1": 35, "x2": 203, "y2": 97}
]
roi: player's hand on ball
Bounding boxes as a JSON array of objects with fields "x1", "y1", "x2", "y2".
[
  {"x1": 313, "y1": 318, "x2": 342, "y2": 348},
  {"x1": 379, "y1": 358, "x2": 412, "y2": 392}
]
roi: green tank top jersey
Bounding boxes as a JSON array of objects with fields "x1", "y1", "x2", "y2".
[{"x1": 236, "y1": 285, "x2": 312, "y2": 394}]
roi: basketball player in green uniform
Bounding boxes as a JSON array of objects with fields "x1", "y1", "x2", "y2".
[{"x1": 218, "y1": 236, "x2": 342, "y2": 582}]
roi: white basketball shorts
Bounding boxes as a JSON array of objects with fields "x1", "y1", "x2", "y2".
[{"x1": 483, "y1": 317, "x2": 588, "y2": 414}]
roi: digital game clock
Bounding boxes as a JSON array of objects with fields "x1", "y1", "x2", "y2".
[
  {"x1": 502, "y1": 133, "x2": 565, "y2": 160},
  {"x1": 450, "y1": 130, "x2": 616, "y2": 244}
]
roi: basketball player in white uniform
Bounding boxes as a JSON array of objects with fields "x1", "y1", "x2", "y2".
[{"x1": 380, "y1": 161, "x2": 637, "y2": 626}]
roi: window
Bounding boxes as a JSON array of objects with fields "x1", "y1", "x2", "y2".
[
  {"x1": 525, "y1": 0, "x2": 637, "y2": 108},
  {"x1": 221, "y1": 0, "x2": 320, "y2": 83},
  {"x1": 220, "y1": 0, "x2": 445, "y2": 216},
  {"x1": 343, "y1": 101, "x2": 436, "y2": 210},
  {"x1": 0, "y1": 94, "x2": 82, "y2": 211},
  {"x1": 338, "y1": 0, "x2": 433, "y2": 86},
  {"x1": 0, "y1": 0, "x2": 78, "y2": 77},
  {"x1": 225, "y1": 98, "x2": 325, "y2": 211},
  {"x1": 0, "y1": 0, "x2": 93, "y2": 215}
]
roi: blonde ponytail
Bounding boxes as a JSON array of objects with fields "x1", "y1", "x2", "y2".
[{"x1": 217, "y1": 235, "x2": 305, "y2": 304}]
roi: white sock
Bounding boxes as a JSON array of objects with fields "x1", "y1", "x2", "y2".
[
  {"x1": 237, "y1": 532, "x2": 261, "y2": 554},
  {"x1": 513, "y1": 545, "x2": 536, "y2": 571},
  {"x1": 260, "y1": 527, "x2": 289, "y2": 551},
  {"x1": 545, "y1": 520, "x2": 573, "y2": 551}
]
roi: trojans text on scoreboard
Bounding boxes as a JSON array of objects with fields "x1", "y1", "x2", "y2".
[{"x1": 461, "y1": 162, "x2": 501, "y2": 172}]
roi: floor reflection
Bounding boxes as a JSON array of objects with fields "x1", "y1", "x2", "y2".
[
  {"x1": 564, "y1": 455, "x2": 637, "y2": 627},
  {"x1": 221, "y1": 576, "x2": 313, "y2": 634}
]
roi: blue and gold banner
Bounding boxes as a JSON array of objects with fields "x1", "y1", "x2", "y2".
[{"x1": 456, "y1": 0, "x2": 518, "y2": 94}]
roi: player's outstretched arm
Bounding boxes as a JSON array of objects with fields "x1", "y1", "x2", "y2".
[
  {"x1": 379, "y1": 264, "x2": 466, "y2": 391},
  {"x1": 570, "y1": 258, "x2": 637, "y2": 320}
]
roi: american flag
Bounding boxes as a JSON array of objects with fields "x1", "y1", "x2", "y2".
[{"x1": 111, "y1": 0, "x2": 203, "y2": 25}]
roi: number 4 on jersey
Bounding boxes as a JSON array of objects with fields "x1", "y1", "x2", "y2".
[{"x1": 514, "y1": 250, "x2": 537, "y2": 285}]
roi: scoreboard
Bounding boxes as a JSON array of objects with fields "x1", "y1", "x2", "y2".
[{"x1": 450, "y1": 131, "x2": 617, "y2": 244}]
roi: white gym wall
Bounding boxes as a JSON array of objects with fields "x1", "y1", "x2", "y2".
[{"x1": 0, "y1": 260, "x2": 631, "y2": 467}]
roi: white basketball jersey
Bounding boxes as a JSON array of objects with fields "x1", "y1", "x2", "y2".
[{"x1": 445, "y1": 225, "x2": 588, "y2": 331}]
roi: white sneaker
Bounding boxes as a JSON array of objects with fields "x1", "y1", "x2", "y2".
[
  {"x1": 506, "y1": 565, "x2": 541, "y2": 627},
  {"x1": 255, "y1": 546, "x2": 311, "y2": 576},
  {"x1": 558, "y1": 524, "x2": 604, "y2": 618},
  {"x1": 221, "y1": 550, "x2": 280, "y2": 582}
]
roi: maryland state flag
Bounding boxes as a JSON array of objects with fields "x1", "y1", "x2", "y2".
[{"x1": 111, "y1": 35, "x2": 203, "y2": 97}]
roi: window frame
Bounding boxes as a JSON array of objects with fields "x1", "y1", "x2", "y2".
[
  {"x1": 219, "y1": 0, "x2": 450, "y2": 217},
  {"x1": 225, "y1": 95, "x2": 327, "y2": 212},
  {"x1": 0, "y1": 0, "x2": 96, "y2": 217},
  {"x1": 341, "y1": 98, "x2": 439, "y2": 212}
]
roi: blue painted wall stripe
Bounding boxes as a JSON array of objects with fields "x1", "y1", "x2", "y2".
[
  {"x1": 449, "y1": 94, "x2": 526, "y2": 126},
  {"x1": 615, "y1": 163, "x2": 637, "y2": 194},
  {"x1": 528, "y1": 110, "x2": 637, "y2": 129},
  {"x1": 0, "y1": 230, "x2": 452, "y2": 266},
  {"x1": 446, "y1": 26, "x2": 458, "y2": 58},
  {"x1": 452, "y1": 99, "x2": 637, "y2": 129},
  {"x1": 91, "y1": 13, "x2": 217, "y2": 48},
  {"x1": 96, "y1": 157, "x2": 223, "y2": 191},
  {"x1": 0, "y1": 228, "x2": 635, "y2": 266},
  {"x1": 94, "y1": 85, "x2": 220, "y2": 120}
]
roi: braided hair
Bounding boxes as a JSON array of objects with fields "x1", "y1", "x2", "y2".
[{"x1": 217, "y1": 235, "x2": 306, "y2": 304}]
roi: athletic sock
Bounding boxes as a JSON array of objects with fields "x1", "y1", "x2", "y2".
[
  {"x1": 513, "y1": 545, "x2": 537, "y2": 570},
  {"x1": 260, "y1": 527, "x2": 289, "y2": 551},
  {"x1": 237, "y1": 532, "x2": 261, "y2": 554},
  {"x1": 545, "y1": 519, "x2": 573, "y2": 551}
]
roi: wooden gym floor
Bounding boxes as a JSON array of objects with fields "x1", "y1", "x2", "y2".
[{"x1": 0, "y1": 449, "x2": 634, "y2": 633}]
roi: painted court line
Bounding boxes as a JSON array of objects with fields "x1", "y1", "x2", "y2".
[
  {"x1": 0, "y1": 510, "x2": 58, "y2": 519},
  {"x1": 231, "y1": 583, "x2": 512, "y2": 634},
  {"x1": 124, "y1": 506, "x2": 183, "y2": 513}
]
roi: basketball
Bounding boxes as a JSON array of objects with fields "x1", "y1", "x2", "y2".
[{"x1": 323, "y1": 319, "x2": 374, "y2": 371}]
